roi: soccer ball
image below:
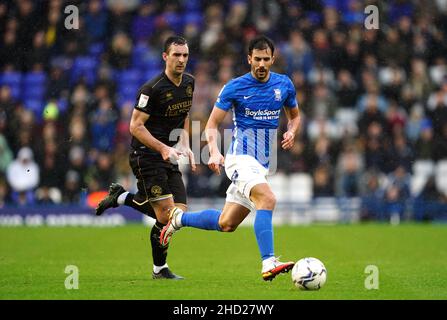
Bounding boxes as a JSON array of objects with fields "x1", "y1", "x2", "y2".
[{"x1": 291, "y1": 257, "x2": 327, "y2": 290}]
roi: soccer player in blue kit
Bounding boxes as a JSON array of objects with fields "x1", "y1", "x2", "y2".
[{"x1": 161, "y1": 36, "x2": 301, "y2": 281}]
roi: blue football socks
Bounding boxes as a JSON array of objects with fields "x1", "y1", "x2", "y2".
[
  {"x1": 254, "y1": 209, "x2": 275, "y2": 260},
  {"x1": 181, "y1": 209, "x2": 222, "y2": 231}
]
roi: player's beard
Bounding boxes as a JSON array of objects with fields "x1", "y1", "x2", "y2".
[{"x1": 255, "y1": 67, "x2": 268, "y2": 81}]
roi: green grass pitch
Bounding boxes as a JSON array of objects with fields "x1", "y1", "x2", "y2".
[{"x1": 1, "y1": 224, "x2": 446, "y2": 300}]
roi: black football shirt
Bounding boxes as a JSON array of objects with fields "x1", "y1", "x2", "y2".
[{"x1": 131, "y1": 72, "x2": 194, "y2": 161}]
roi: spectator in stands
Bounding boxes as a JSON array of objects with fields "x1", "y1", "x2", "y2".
[
  {"x1": 0, "y1": 28, "x2": 21, "y2": 70},
  {"x1": 107, "y1": 32, "x2": 133, "y2": 70},
  {"x1": 408, "y1": 58, "x2": 433, "y2": 102},
  {"x1": 311, "y1": 29, "x2": 331, "y2": 67},
  {"x1": 63, "y1": 170, "x2": 82, "y2": 204},
  {"x1": 85, "y1": 152, "x2": 115, "y2": 192},
  {"x1": 389, "y1": 133, "x2": 414, "y2": 173},
  {"x1": 0, "y1": 174, "x2": 8, "y2": 207},
  {"x1": 413, "y1": 176, "x2": 447, "y2": 221},
  {"x1": 308, "y1": 135, "x2": 335, "y2": 171},
  {"x1": 335, "y1": 142, "x2": 363, "y2": 197},
  {"x1": 360, "y1": 170, "x2": 385, "y2": 221},
  {"x1": 282, "y1": 30, "x2": 313, "y2": 78},
  {"x1": 106, "y1": 0, "x2": 137, "y2": 35},
  {"x1": 0, "y1": 133, "x2": 13, "y2": 175},
  {"x1": 383, "y1": 165, "x2": 411, "y2": 223},
  {"x1": 131, "y1": 1, "x2": 156, "y2": 43},
  {"x1": 358, "y1": 95, "x2": 388, "y2": 138},
  {"x1": 38, "y1": 140, "x2": 64, "y2": 192},
  {"x1": 363, "y1": 136, "x2": 389, "y2": 173},
  {"x1": 46, "y1": 65, "x2": 69, "y2": 99},
  {"x1": 24, "y1": 31, "x2": 49, "y2": 71},
  {"x1": 335, "y1": 69, "x2": 360, "y2": 109},
  {"x1": 279, "y1": 139, "x2": 309, "y2": 174},
  {"x1": 6, "y1": 147, "x2": 39, "y2": 206},
  {"x1": 84, "y1": 0, "x2": 109, "y2": 44},
  {"x1": 89, "y1": 98, "x2": 118, "y2": 152},
  {"x1": 312, "y1": 164, "x2": 334, "y2": 197},
  {"x1": 378, "y1": 27, "x2": 408, "y2": 66},
  {"x1": 414, "y1": 119, "x2": 435, "y2": 160},
  {"x1": 379, "y1": 62, "x2": 406, "y2": 102},
  {"x1": 433, "y1": 122, "x2": 447, "y2": 161}
]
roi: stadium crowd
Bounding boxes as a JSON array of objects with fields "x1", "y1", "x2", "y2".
[{"x1": 1, "y1": 0, "x2": 447, "y2": 221}]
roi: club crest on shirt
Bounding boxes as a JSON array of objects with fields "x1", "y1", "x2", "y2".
[
  {"x1": 274, "y1": 88, "x2": 281, "y2": 101},
  {"x1": 186, "y1": 85, "x2": 193, "y2": 97},
  {"x1": 138, "y1": 94, "x2": 149, "y2": 107}
]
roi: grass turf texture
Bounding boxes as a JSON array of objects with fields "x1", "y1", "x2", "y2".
[{"x1": 0, "y1": 224, "x2": 446, "y2": 300}]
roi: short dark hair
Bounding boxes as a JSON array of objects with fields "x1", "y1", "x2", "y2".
[
  {"x1": 248, "y1": 35, "x2": 275, "y2": 55},
  {"x1": 163, "y1": 36, "x2": 188, "y2": 53}
]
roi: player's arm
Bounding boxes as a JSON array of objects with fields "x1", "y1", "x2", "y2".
[
  {"x1": 129, "y1": 108, "x2": 182, "y2": 161},
  {"x1": 178, "y1": 115, "x2": 196, "y2": 171},
  {"x1": 281, "y1": 106, "x2": 300, "y2": 150},
  {"x1": 205, "y1": 106, "x2": 227, "y2": 175}
]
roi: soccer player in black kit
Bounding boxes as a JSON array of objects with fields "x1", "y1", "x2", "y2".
[{"x1": 95, "y1": 36, "x2": 196, "y2": 279}]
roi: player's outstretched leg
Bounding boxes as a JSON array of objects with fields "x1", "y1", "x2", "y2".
[
  {"x1": 160, "y1": 207, "x2": 223, "y2": 246},
  {"x1": 95, "y1": 183, "x2": 125, "y2": 215}
]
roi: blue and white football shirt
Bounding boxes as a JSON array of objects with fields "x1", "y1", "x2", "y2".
[{"x1": 215, "y1": 72, "x2": 298, "y2": 168}]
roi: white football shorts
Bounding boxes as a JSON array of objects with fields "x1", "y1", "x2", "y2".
[{"x1": 224, "y1": 154, "x2": 269, "y2": 211}]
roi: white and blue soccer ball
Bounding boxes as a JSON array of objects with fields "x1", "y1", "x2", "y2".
[{"x1": 291, "y1": 257, "x2": 327, "y2": 290}]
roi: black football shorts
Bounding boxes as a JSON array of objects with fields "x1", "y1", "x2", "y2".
[{"x1": 129, "y1": 150, "x2": 187, "y2": 205}]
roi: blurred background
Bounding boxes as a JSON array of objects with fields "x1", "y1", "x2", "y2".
[{"x1": 1, "y1": 0, "x2": 447, "y2": 225}]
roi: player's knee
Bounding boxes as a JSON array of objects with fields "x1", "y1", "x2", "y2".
[{"x1": 255, "y1": 192, "x2": 276, "y2": 210}]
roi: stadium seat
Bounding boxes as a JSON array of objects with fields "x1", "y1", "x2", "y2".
[
  {"x1": 73, "y1": 56, "x2": 97, "y2": 70},
  {"x1": 267, "y1": 173, "x2": 289, "y2": 202},
  {"x1": 409, "y1": 160, "x2": 435, "y2": 196},
  {"x1": 132, "y1": 43, "x2": 149, "y2": 61},
  {"x1": 0, "y1": 71, "x2": 22, "y2": 87},
  {"x1": 184, "y1": 0, "x2": 201, "y2": 11},
  {"x1": 117, "y1": 69, "x2": 142, "y2": 85},
  {"x1": 312, "y1": 197, "x2": 340, "y2": 222},
  {"x1": 184, "y1": 12, "x2": 203, "y2": 26},
  {"x1": 118, "y1": 83, "x2": 139, "y2": 99},
  {"x1": 0, "y1": 72, "x2": 22, "y2": 99},
  {"x1": 143, "y1": 69, "x2": 162, "y2": 81},
  {"x1": 131, "y1": 44, "x2": 162, "y2": 71},
  {"x1": 88, "y1": 42, "x2": 104, "y2": 59},
  {"x1": 411, "y1": 174, "x2": 428, "y2": 197},
  {"x1": 70, "y1": 56, "x2": 98, "y2": 86},
  {"x1": 117, "y1": 96, "x2": 134, "y2": 109},
  {"x1": 23, "y1": 99, "x2": 44, "y2": 119},
  {"x1": 413, "y1": 160, "x2": 435, "y2": 177},
  {"x1": 435, "y1": 160, "x2": 447, "y2": 194},
  {"x1": 23, "y1": 72, "x2": 46, "y2": 86},
  {"x1": 335, "y1": 108, "x2": 359, "y2": 135},
  {"x1": 22, "y1": 85, "x2": 46, "y2": 100},
  {"x1": 289, "y1": 173, "x2": 313, "y2": 202}
]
